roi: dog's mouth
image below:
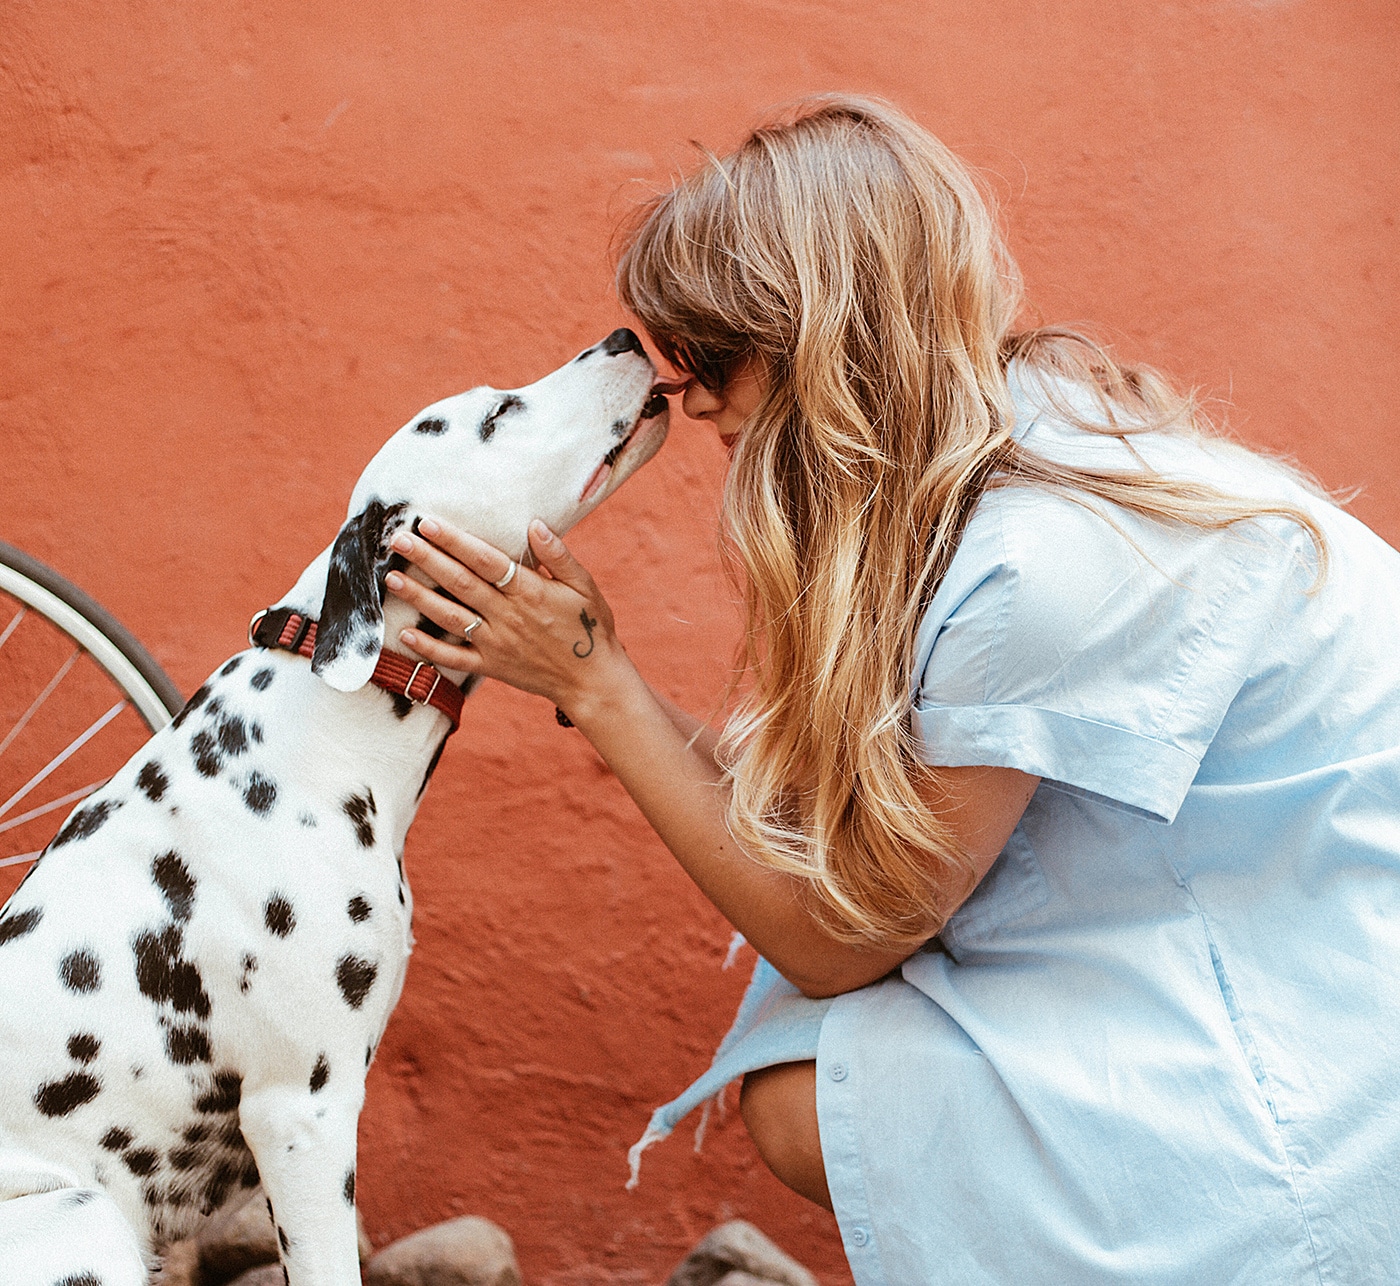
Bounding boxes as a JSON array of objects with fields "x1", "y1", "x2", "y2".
[{"x1": 579, "y1": 389, "x2": 672, "y2": 504}]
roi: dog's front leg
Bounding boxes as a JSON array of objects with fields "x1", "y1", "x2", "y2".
[{"x1": 240, "y1": 1085, "x2": 364, "y2": 1285}]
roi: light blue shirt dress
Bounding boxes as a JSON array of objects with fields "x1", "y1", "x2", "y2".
[{"x1": 631, "y1": 368, "x2": 1400, "y2": 1285}]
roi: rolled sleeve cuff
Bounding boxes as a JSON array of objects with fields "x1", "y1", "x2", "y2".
[{"x1": 912, "y1": 702, "x2": 1201, "y2": 823}]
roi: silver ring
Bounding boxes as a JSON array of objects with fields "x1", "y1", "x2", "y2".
[
  {"x1": 461, "y1": 613, "x2": 483, "y2": 638},
  {"x1": 492, "y1": 560, "x2": 518, "y2": 590}
]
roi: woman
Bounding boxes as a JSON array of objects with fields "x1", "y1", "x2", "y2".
[{"x1": 385, "y1": 96, "x2": 1400, "y2": 1284}]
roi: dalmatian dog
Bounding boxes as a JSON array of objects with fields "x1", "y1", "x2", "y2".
[{"x1": 0, "y1": 328, "x2": 670, "y2": 1286}]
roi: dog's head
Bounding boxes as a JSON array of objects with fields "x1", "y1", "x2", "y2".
[{"x1": 311, "y1": 328, "x2": 670, "y2": 692}]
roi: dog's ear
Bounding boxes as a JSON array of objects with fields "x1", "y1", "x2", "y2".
[{"x1": 312, "y1": 499, "x2": 409, "y2": 692}]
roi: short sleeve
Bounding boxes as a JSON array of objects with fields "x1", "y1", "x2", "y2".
[{"x1": 911, "y1": 484, "x2": 1304, "y2": 823}]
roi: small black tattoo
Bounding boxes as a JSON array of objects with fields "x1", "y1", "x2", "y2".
[{"x1": 573, "y1": 609, "x2": 598, "y2": 658}]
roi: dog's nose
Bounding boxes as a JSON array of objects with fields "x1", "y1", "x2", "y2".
[{"x1": 600, "y1": 327, "x2": 645, "y2": 357}]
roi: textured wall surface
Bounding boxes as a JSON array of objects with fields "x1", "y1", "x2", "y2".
[{"x1": 1, "y1": 2, "x2": 1395, "y2": 1282}]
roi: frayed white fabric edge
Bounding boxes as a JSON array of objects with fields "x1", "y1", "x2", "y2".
[
  {"x1": 723, "y1": 930, "x2": 747, "y2": 970},
  {"x1": 626, "y1": 1083, "x2": 732, "y2": 1190}
]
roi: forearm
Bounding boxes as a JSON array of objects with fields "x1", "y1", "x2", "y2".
[
  {"x1": 651, "y1": 691, "x2": 723, "y2": 764},
  {"x1": 567, "y1": 655, "x2": 910, "y2": 998}
]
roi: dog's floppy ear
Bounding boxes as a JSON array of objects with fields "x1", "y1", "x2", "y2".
[{"x1": 313, "y1": 499, "x2": 409, "y2": 692}]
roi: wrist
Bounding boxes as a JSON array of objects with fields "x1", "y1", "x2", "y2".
[{"x1": 553, "y1": 643, "x2": 647, "y2": 733}]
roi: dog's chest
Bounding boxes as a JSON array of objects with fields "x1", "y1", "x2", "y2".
[{"x1": 0, "y1": 651, "x2": 417, "y2": 1245}]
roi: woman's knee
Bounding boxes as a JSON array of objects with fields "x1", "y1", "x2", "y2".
[{"x1": 739, "y1": 1060, "x2": 832, "y2": 1210}]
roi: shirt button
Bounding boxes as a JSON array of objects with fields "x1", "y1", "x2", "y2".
[
  {"x1": 851, "y1": 1227, "x2": 870, "y2": 1247},
  {"x1": 828, "y1": 1062, "x2": 848, "y2": 1082}
]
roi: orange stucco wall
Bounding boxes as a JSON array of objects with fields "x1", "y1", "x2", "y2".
[{"x1": 1, "y1": 3, "x2": 1395, "y2": 1282}]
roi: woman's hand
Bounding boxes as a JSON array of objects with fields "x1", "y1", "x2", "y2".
[{"x1": 384, "y1": 517, "x2": 627, "y2": 719}]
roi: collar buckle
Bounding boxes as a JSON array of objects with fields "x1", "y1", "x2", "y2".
[{"x1": 403, "y1": 661, "x2": 441, "y2": 707}]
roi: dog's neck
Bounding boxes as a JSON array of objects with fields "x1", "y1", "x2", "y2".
[{"x1": 258, "y1": 544, "x2": 469, "y2": 825}]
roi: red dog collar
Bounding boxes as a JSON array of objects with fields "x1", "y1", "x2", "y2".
[{"x1": 248, "y1": 607, "x2": 464, "y2": 731}]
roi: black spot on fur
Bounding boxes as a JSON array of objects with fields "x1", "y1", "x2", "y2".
[
  {"x1": 169, "y1": 1145, "x2": 200, "y2": 1171},
  {"x1": 309, "y1": 1053, "x2": 330, "y2": 1093},
  {"x1": 165, "y1": 1023, "x2": 212, "y2": 1065},
  {"x1": 418, "y1": 733, "x2": 448, "y2": 798},
  {"x1": 152, "y1": 852, "x2": 196, "y2": 922},
  {"x1": 278, "y1": 1224, "x2": 291, "y2": 1254},
  {"x1": 202, "y1": 1157, "x2": 242, "y2": 1212},
  {"x1": 343, "y1": 1167, "x2": 356, "y2": 1205},
  {"x1": 0, "y1": 906, "x2": 42, "y2": 945},
  {"x1": 263, "y1": 895, "x2": 295, "y2": 937},
  {"x1": 347, "y1": 895, "x2": 372, "y2": 923},
  {"x1": 239, "y1": 952, "x2": 257, "y2": 993},
  {"x1": 390, "y1": 692, "x2": 414, "y2": 719},
  {"x1": 221, "y1": 657, "x2": 243, "y2": 676},
  {"x1": 343, "y1": 790, "x2": 376, "y2": 848},
  {"x1": 136, "y1": 761, "x2": 169, "y2": 802},
  {"x1": 251, "y1": 667, "x2": 274, "y2": 691},
  {"x1": 195, "y1": 1071, "x2": 242, "y2": 1113},
  {"x1": 206, "y1": 696, "x2": 224, "y2": 717},
  {"x1": 67, "y1": 1188, "x2": 97, "y2": 1207},
  {"x1": 217, "y1": 716, "x2": 249, "y2": 757},
  {"x1": 60, "y1": 949, "x2": 101, "y2": 993},
  {"x1": 414, "y1": 416, "x2": 448, "y2": 435},
  {"x1": 479, "y1": 394, "x2": 523, "y2": 443},
  {"x1": 34, "y1": 1070, "x2": 101, "y2": 1117},
  {"x1": 101, "y1": 1127, "x2": 133, "y2": 1152},
  {"x1": 133, "y1": 925, "x2": 210, "y2": 1017},
  {"x1": 414, "y1": 612, "x2": 450, "y2": 641},
  {"x1": 190, "y1": 730, "x2": 221, "y2": 778},
  {"x1": 250, "y1": 721, "x2": 264, "y2": 743},
  {"x1": 244, "y1": 772, "x2": 277, "y2": 816},
  {"x1": 298, "y1": 812, "x2": 318, "y2": 828},
  {"x1": 67, "y1": 1032, "x2": 101, "y2": 1063},
  {"x1": 50, "y1": 799, "x2": 121, "y2": 849},
  {"x1": 171, "y1": 684, "x2": 210, "y2": 730},
  {"x1": 241, "y1": 1155, "x2": 260, "y2": 1187},
  {"x1": 335, "y1": 954, "x2": 378, "y2": 1009},
  {"x1": 123, "y1": 1147, "x2": 159, "y2": 1176},
  {"x1": 55, "y1": 1274, "x2": 103, "y2": 1286},
  {"x1": 365, "y1": 1045, "x2": 373, "y2": 1068}
]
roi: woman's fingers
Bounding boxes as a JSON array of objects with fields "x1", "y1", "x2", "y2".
[
  {"x1": 416, "y1": 517, "x2": 517, "y2": 590},
  {"x1": 389, "y1": 523, "x2": 509, "y2": 604},
  {"x1": 397, "y1": 625, "x2": 482, "y2": 675},
  {"x1": 384, "y1": 569, "x2": 482, "y2": 638}
]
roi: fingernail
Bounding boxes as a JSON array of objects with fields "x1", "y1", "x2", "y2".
[
  {"x1": 385, "y1": 572, "x2": 404, "y2": 591},
  {"x1": 530, "y1": 519, "x2": 554, "y2": 541},
  {"x1": 400, "y1": 629, "x2": 416, "y2": 646},
  {"x1": 419, "y1": 517, "x2": 441, "y2": 537},
  {"x1": 390, "y1": 534, "x2": 413, "y2": 553}
]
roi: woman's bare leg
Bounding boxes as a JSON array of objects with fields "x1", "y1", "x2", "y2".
[{"x1": 739, "y1": 1060, "x2": 832, "y2": 1210}]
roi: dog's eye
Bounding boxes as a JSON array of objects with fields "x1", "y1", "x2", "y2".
[{"x1": 479, "y1": 396, "x2": 523, "y2": 444}]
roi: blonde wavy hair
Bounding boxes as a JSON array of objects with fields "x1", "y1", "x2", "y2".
[{"x1": 617, "y1": 94, "x2": 1324, "y2": 950}]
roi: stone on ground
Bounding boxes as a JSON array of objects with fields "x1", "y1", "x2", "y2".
[
  {"x1": 365, "y1": 1215, "x2": 521, "y2": 1286},
  {"x1": 226, "y1": 1268, "x2": 287, "y2": 1286},
  {"x1": 173, "y1": 1189, "x2": 370, "y2": 1284},
  {"x1": 666, "y1": 1220, "x2": 818, "y2": 1286}
]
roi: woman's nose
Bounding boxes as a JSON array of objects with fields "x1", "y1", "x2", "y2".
[{"x1": 682, "y1": 380, "x2": 724, "y2": 419}]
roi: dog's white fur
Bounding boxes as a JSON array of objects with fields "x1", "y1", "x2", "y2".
[{"x1": 0, "y1": 331, "x2": 667, "y2": 1286}]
